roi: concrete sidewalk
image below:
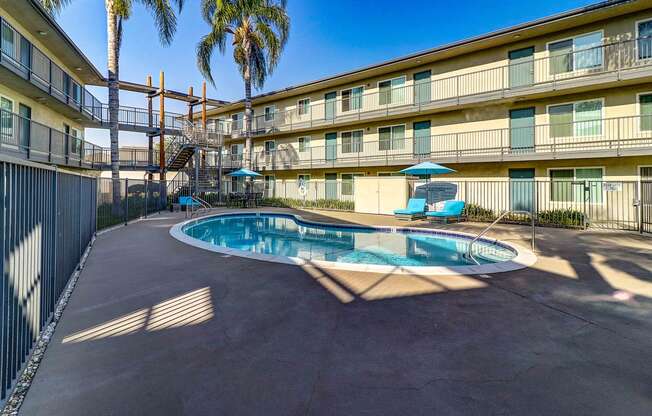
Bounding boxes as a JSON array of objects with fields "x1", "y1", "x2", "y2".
[{"x1": 19, "y1": 209, "x2": 652, "y2": 415}]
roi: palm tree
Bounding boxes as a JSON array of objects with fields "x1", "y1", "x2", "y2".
[
  {"x1": 197, "y1": 0, "x2": 289, "y2": 169},
  {"x1": 41, "y1": 0, "x2": 184, "y2": 211}
]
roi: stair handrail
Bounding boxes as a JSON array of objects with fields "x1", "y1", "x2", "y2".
[{"x1": 464, "y1": 210, "x2": 535, "y2": 265}]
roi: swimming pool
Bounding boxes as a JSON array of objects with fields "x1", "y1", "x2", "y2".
[{"x1": 170, "y1": 212, "x2": 535, "y2": 275}]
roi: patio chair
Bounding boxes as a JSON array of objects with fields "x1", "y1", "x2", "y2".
[
  {"x1": 425, "y1": 200, "x2": 465, "y2": 224},
  {"x1": 179, "y1": 196, "x2": 201, "y2": 210},
  {"x1": 393, "y1": 198, "x2": 427, "y2": 220}
]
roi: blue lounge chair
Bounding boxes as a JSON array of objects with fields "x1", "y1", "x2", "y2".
[
  {"x1": 179, "y1": 196, "x2": 201, "y2": 209},
  {"x1": 394, "y1": 198, "x2": 427, "y2": 220},
  {"x1": 425, "y1": 200, "x2": 465, "y2": 223}
]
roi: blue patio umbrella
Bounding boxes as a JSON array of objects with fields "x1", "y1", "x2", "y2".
[
  {"x1": 227, "y1": 168, "x2": 263, "y2": 177},
  {"x1": 400, "y1": 162, "x2": 455, "y2": 180}
]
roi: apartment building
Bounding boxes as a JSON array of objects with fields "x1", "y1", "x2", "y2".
[
  {"x1": 204, "y1": 0, "x2": 652, "y2": 199},
  {"x1": 0, "y1": 1, "x2": 110, "y2": 168}
]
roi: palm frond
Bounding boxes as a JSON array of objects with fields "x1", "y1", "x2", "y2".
[
  {"x1": 197, "y1": 0, "x2": 290, "y2": 90},
  {"x1": 136, "y1": 0, "x2": 184, "y2": 45},
  {"x1": 39, "y1": 0, "x2": 72, "y2": 15},
  {"x1": 197, "y1": 26, "x2": 229, "y2": 85}
]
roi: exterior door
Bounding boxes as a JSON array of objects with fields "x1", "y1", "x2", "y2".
[
  {"x1": 414, "y1": 70, "x2": 431, "y2": 104},
  {"x1": 63, "y1": 123, "x2": 70, "y2": 156},
  {"x1": 509, "y1": 108, "x2": 535, "y2": 152},
  {"x1": 509, "y1": 168, "x2": 535, "y2": 212},
  {"x1": 413, "y1": 121, "x2": 431, "y2": 157},
  {"x1": 325, "y1": 91, "x2": 337, "y2": 121},
  {"x1": 509, "y1": 47, "x2": 534, "y2": 88},
  {"x1": 0, "y1": 97, "x2": 13, "y2": 142},
  {"x1": 18, "y1": 104, "x2": 31, "y2": 150},
  {"x1": 325, "y1": 173, "x2": 338, "y2": 200},
  {"x1": 264, "y1": 175, "x2": 275, "y2": 198},
  {"x1": 325, "y1": 132, "x2": 337, "y2": 161}
]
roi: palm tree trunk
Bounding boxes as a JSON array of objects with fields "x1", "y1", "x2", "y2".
[
  {"x1": 106, "y1": 1, "x2": 122, "y2": 215},
  {"x1": 243, "y1": 66, "x2": 253, "y2": 171}
]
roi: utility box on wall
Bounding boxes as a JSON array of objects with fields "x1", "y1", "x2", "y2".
[{"x1": 354, "y1": 176, "x2": 411, "y2": 215}]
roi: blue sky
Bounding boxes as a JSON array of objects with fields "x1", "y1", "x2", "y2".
[{"x1": 54, "y1": 0, "x2": 598, "y2": 146}]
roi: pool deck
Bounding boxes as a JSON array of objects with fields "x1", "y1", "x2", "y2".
[{"x1": 19, "y1": 208, "x2": 652, "y2": 415}]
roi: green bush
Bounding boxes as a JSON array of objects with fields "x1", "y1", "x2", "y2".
[
  {"x1": 260, "y1": 197, "x2": 354, "y2": 211},
  {"x1": 464, "y1": 203, "x2": 495, "y2": 221},
  {"x1": 537, "y1": 208, "x2": 585, "y2": 228}
]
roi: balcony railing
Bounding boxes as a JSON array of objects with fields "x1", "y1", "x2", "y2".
[
  {"x1": 0, "y1": 16, "x2": 204, "y2": 134},
  {"x1": 0, "y1": 108, "x2": 107, "y2": 168},
  {"x1": 218, "y1": 37, "x2": 652, "y2": 138},
  {"x1": 237, "y1": 115, "x2": 652, "y2": 170}
]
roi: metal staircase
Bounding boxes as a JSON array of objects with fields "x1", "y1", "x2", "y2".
[
  {"x1": 164, "y1": 121, "x2": 224, "y2": 171},
  {"x1": 162, "y1": 122, "x2": 230, "y2": 207}
]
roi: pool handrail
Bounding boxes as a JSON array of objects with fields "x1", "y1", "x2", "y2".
[{"x1": 465, "y1": 210, "x2": 535, "y2": 265}]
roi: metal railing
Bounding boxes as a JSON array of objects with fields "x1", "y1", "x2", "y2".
[
  {"x1": 0, "y1": 157, "x2": 97, "y2": 403},
  {"x1": 240, "y1": 115, "x2": 652, "y2": 170},
  {"x1": 218, "y1": 37, "x2": 652, "y2": 137},
  {"x1": 411, "y1": 179, "x2": 643, "y2": 232},
  {"x1": 464, "y1": 210, "x2": 535, "y2": 265},
  {"x1": 0, "y1": 108, "x2": 105, "y2": 168},
  {"x1": 96, "y1": 177, "x2": 167, "y2": 230},
  {"x1": 0, "y1": 16, "x2": 209, "y2": 135}
]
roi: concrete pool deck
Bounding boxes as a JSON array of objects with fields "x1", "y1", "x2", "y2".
[{"x1": 19, "y1": 208, "x2": 652, "y2": 415}]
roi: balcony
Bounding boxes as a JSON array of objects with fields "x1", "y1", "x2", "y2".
[
  {"x1": 0, "y1": 108, "x2": 106, "y2": 169},
  {"x1": 221, "y1": 37, "x2": 652, "y2": 139},
  {"x1": 243, "y1": 115, "x2": 652, "y2": 171},
  {"x1": 0, "y1": 16, "x2": 196, "y2": 135}
]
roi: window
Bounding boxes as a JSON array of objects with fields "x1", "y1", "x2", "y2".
[
  {"x1": 638, "y1": 19, "x2": 652, "y2": 60},
  {"x1": 549, "y1": 99, "x2": 602, "y2": 138},
  {"x1": 341, "y1": 87, "x2": 363, "y2": 112},
  {"x1": 298, "y1": 136, "x2": 310, "y2": 152},
  {"x1": 341, "y1": 130, "x2": 363, "y2": 153},
  {"x1": 70, "y1": 80, "x2": 81, "y2": 104},
  {"x1": 231, "y1": 176, "x2": 244, "y2": 192},
  {"x1": 230, "y1": 143, "x2": 244, "y2": 160},
  {"x1": 70, "y1": 128, "x2": 81, "y2": 154},
  {"x1": 231, "y1": 112, "x2": 243, "y2": 130},
  {"x1": 640, "y1": 93, "x2": 652, "y2": 131},
  {"x1": 264, "y1": 175, "x2": 275, "y2": 194},
  {"x1": 264, "y1": 105, "x2": 275, "y2": 122},
  {"x1": 341, "y1": 173, "x2": 364, "y2": 196},
  {"x1": 378, "y1": 76, "x2": 406, "y2": 106},
  {"x1": 550, "y1": 167, "x2": 603, "y2": 203},
  {"x1": 378, "y1": 125, "x2": 405, "y2": 151},
  {"x1": 264, "y1": 140, "x2": 275, "y2": 154},
  {"x1": 548, "y1": 31, "x2": 603, "y2": 75},
  {"x1": 298, "y1": 98, "x2": 310, "y2": 116},
  {"x1": 1, "y1": 21, "x2": 16, "y2": 59},
  {"x1": 298, "y1": 174, "x2": 311, "y2": 183},
  {"x1": 1, "y1": 96, "x2": 14, "y2": 139}
]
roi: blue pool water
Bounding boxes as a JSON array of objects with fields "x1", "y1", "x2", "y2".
[{"x1": 182, "y1": 214, "x2": 516, "y2": 267}]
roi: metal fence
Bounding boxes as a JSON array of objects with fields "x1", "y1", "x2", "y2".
[
  {"x1": 0, "y1": 156, "x2": 96, "y2": 402},
  {"x1": 96, "y1": 178, "x2": 167, "y2": 230},
  {"x1": 412, "y1": 180, "x2": 644, "y2": 231}
]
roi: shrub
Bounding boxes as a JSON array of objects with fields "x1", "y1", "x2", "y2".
[
  {"x1": 260, "y1": 197, "x2": 354, "y2": 211},
  {"x1": 537, "y1": 209, "x2": 585, "y2": 228},
  {"x1": 464, "y1": 203, "x2": 495, "y2": 221}
]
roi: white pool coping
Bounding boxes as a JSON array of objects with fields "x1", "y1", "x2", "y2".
[{"x1": 169, "y1": 211, "x2": 538, "y2": 276}]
